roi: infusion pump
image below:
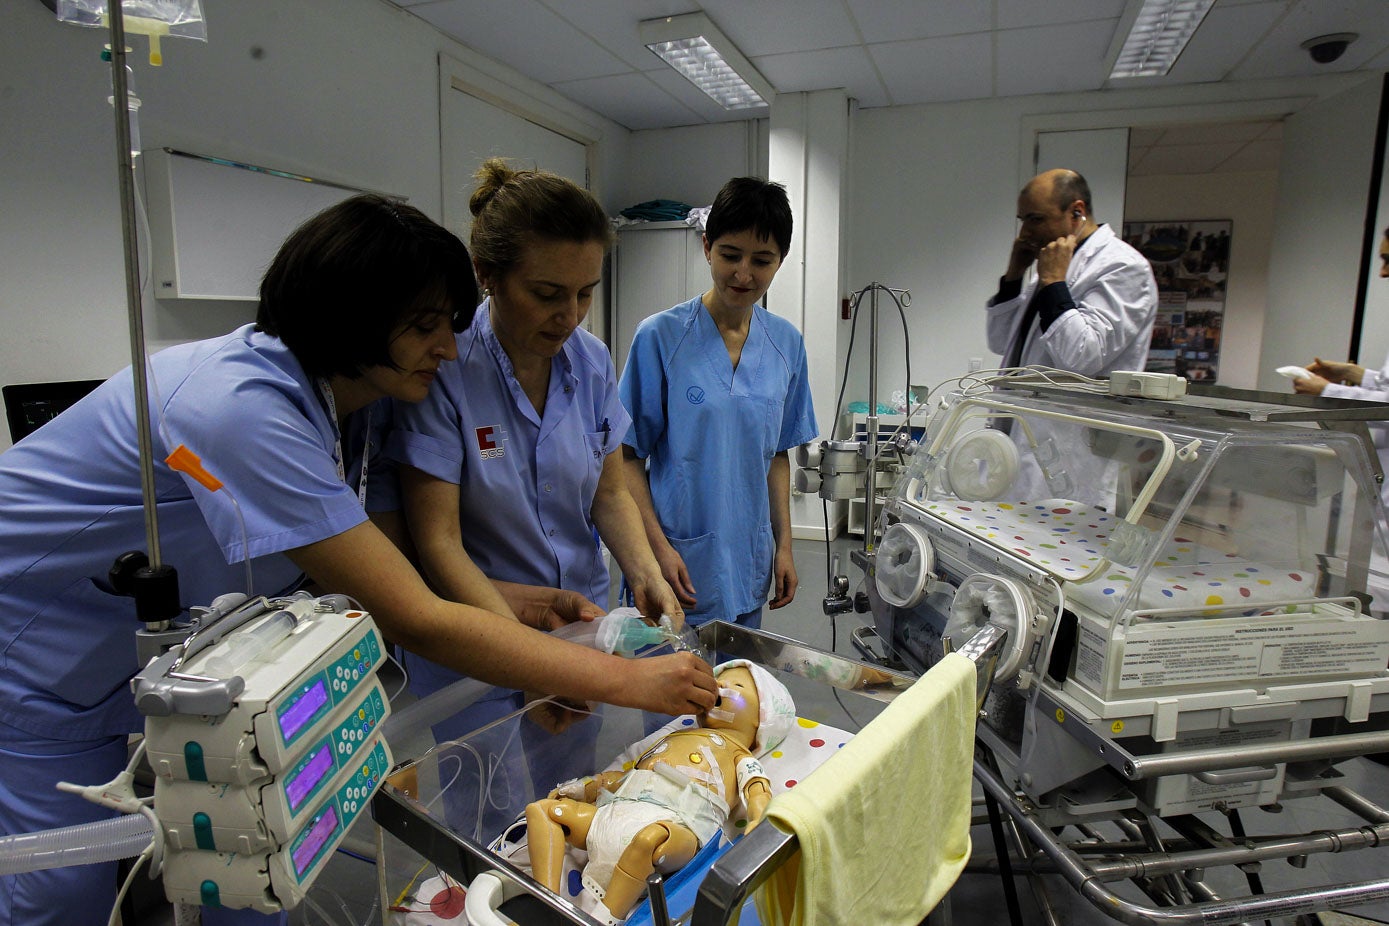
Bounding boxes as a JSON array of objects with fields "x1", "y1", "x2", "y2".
[{"x1": 132, "y1": 592, "x2": 391, "y2": 912}]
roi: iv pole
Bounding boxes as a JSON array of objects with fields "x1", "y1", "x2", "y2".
[
  {"x1": 104, "y1": 3, "x2": 183, "y2": 640},
  {"x1": 823, "y1": 281, "x2": 911, "y2": 617},
  {"x1": 858, "y1": 281, "x2": 912, "y2": 554}
]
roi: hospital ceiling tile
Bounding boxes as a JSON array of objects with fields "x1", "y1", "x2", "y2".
[
  {"x1": 845, "y1": 0, "x2": 992, "y2": 44},
  {"x1": 1133, "y1": 141, "x2": 1246, "y2": 175},
  {"x1": 995, "y1": 0, "x2": 1127, "y2": 31},
  {"x1": 538, "y1": 0, "x2": 699, "y2": 72},
  {"x1": 698, "y1": 0, "x2": 858, "y2": 58},
  {"x1": 995, "y1": 20, "x2": 1118, "y2": 98},
  {"x1": 1364, "y1": 44, "x2": 1389, "y2": 71},
  {"x1": 754, "y1": 47, "x2": 889, "y2": 109},
  {"x1": 554, "y1": 72, "x2": 705, "y2": 132},
  {"x1": 1156, "y1": 121, "x2": 1272, "y2": 146},
  {"x1": 637, "y1": 66, "x2": 753, "y2": 124},
  {"x1": 868, "y1": 33, "x2": 993, "y2": 106},
  {"x1": 414, "y1": 0, "x2": 631, "y2": 84},
  {"x1": 1129, "y1": 126, "x2": 1166, "y2": 148},
  {"x1": 1213, "y1": 138, "x2": 1283, "y2": 173},
  {"x1": 1161, "y1": 2, "x2": 1286, "y2": 84},
  {"x1": 1230, "y1": 0, "x2": 1389, "y2": 82}
]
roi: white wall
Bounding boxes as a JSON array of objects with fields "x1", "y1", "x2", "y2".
[
  {"x1": 1125, "y1": 171, "x2": 1279, "y2": 389},
  {"x1": 1260, "y1": 76, "x2": 1384, "y2": 392},
  {"x1": 830, "y1": 75, "x2": 1376, "y2": 411},
  {"x1": 4, "y1": 0, "x2": 1383, "y2": 460},
  {"x1": 1, "y1": 0, "x2": 629, "y2": 450},
  {"x1": 617, "y1": 122, "x2": 767, "y2": 209}
]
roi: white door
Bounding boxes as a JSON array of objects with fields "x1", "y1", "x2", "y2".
[
  {"x1": 440, "y1": 87, "x2": 589, "y2": 244},
  {"x1": 438, "y1": 75, "x2": 597, "y2": 330}
]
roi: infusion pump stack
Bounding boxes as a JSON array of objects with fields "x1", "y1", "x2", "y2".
[{"x1": 133, "y1": 591, "x2": 392, "y2": 913}]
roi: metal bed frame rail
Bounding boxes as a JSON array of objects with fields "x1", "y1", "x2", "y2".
[{"x1": 971, "y1": 756, "x2": 1389, "y2": 926}]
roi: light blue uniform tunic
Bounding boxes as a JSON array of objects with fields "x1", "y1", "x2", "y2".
[
  {"x1": 0, "y1": 325, "x2": 389, "y2": 925},
  {"x1": 387, "y1": 303, "x2": 629, "y2": 795},
  {"x1": 389, "y1": 302, "x2": 629, "y2": 619},
  {"x1": 619, "y1": 296, "x2": 817, "y2": 625}
]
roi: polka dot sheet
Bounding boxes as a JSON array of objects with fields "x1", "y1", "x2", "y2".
[
  {"x1": 923, "y1": 498, "x2": 1116, "y2": 580},
  {"x1": 922, "y1": 497, "x2": 1316, "y2": 615},
  {"x1": 1068, "y1": 544, "x2": 1316, "y2": 615},
  {"x1": 389, "y1": 715, "x2": 852, "y2": 924}
]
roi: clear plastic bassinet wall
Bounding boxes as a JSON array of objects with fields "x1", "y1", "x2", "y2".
[{"x1": 875, "y1": 381, "x2": 1389, "y2": 816}]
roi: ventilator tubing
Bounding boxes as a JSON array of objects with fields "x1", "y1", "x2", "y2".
[{"x1": 0, "y1": 812, "x2": 153, "y2": 875}]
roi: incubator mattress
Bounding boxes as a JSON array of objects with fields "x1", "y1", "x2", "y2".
[
  {"x1": 923, "y1": 498, "x2": 1317, "y2": 612},
  {"x1": 924, "y1": 498, "x2": 1115, "y2": 578}
]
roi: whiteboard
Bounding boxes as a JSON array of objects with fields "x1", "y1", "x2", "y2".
[{"x1": 143, "y1": 148, "x2": 382, "y2": 301}]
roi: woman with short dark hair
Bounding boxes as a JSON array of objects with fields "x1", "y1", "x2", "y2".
[{"x1": 619, "y1": 177, "x2": 818, "y2": 630}]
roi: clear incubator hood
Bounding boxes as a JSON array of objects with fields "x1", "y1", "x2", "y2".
[{"x1": 871, "y1": 380, "x2": 1389, "y2": 818}]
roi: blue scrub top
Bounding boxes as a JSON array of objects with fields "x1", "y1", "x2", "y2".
[
  {"x1": 620, "y1": 296, "x2": 818, "y2": 622},
  {"x1": 389, "y1": 302, "x2": 629, "y2": 603},
  {"x1": 0, "y1": 325, "x2": 392, "y2": 740}
]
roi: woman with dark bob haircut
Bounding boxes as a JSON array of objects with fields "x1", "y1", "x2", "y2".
[{"x1": 0, "y1": 194, "x2": 716, "y2": 926}]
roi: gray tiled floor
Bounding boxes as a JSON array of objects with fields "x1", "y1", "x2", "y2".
[{"x1": 138, "y1": 535, "x2": 1389, "y2": 925}]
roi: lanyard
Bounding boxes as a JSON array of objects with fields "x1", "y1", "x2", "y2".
[{"x1": 317, "y1": 378, "x2": 372, "y2": 508}]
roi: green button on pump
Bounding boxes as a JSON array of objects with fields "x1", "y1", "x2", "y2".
[
  {"x1": 200, "y1": 879, "x2": 221, "y2": 907},
  {"x1": 184, "y1": 742, "x2": 207, "y2": 781},
  {"x1": 193, "y1": 812, "x2": 216, "y2": 850}
]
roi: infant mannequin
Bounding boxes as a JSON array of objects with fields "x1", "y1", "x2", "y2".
[{"x1": 525, "y1": 660, "x2": 794, "y2": 923}]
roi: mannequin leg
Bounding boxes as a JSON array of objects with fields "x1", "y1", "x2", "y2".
[
  {"x1": 524, "y1": 799, "x2": 595, "y2": 892},
  {"x1": 602, "y1": 822, "x2": 699, "y2": 918}
]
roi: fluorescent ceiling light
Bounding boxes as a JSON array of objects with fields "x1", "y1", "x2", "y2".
[
  {"x1": 1108, "y1": 0, "x2": 1216, "y2": 79},
  {"x1": 639, "y1": 12, "x2": 773, "y2": 111}
]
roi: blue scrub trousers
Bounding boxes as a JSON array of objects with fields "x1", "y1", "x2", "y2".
[{"x1": 0, "y1": 720, "x2": 285, "y2": 926}]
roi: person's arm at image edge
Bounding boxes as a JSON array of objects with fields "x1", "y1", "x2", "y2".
[
  {"x1": 766, "y1": 451, "x2": 798, "y2": 609},
  {"x1": 286, "y1": 521, "x2": 716, "y2": 715}
]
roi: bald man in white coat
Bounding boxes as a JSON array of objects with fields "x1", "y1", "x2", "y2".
[{"x1": 985, "y1": 168, "x2": 1158, "y2": 504}]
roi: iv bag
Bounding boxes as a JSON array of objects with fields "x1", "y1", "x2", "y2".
[{"x1": 56, "y1": 1, "x2": 207, "y2": 65}]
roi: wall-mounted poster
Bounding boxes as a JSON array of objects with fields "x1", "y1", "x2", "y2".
[{"x1": 1121, "y1": 220, "x2": 1231, "y2": 383}]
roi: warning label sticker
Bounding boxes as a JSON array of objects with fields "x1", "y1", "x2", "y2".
[{"x1": 1116, "y1": 619, "x2": 1389, "y2": 690}]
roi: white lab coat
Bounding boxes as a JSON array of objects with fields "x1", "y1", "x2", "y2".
[
  {"x1": 984, "y1": 223, "x2": 1158, "y2": 504},
  {"x1": 985, "y1": 223, "x2": 1157, "y2": 376},
  {"x1": 1322, "y1": 359, "x2": 1389, "y2": 615}
]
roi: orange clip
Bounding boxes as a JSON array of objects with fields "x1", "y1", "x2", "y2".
[{"x1": 165, "y1": 444, "x2": 224, "y2": 491}]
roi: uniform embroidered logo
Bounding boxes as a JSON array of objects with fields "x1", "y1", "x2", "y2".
[
  {"x1": 475, "y1": 426, "x2": 506, "y2": 459},
  {"x1": 686, "y1": 385, "x2": 706, "y2": 405}
]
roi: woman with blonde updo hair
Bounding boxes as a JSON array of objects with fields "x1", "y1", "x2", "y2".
[{"x1": 388, "y1": 159, "x2": 685, "y2": 794}]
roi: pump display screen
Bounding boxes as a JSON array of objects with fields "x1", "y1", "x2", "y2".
[
  {"x1": 292, "y1": 805, "x2": 340, "y2": 878},
  {"x1": 285, "y1": 741, "x2": 335, "y2": 813},
  {"x1": 277, "y1": 678, "x2": 329, "y2": 745}
]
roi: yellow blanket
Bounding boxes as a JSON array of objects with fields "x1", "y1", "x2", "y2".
[{"x1": 754, "y1": 652, "x2": 976, "y2": 926}]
